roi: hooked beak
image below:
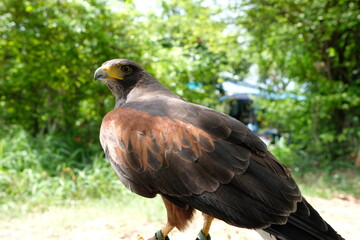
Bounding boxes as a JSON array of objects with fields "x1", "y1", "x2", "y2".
[{"x1": 94, "y1": 67, "x2": 108, "y2": 81}]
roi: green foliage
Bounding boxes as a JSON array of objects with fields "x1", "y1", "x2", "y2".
[
  {"x1": 239, "y1": 0, "x2": 360, "y2": 166},
  {"x1": 0, "y1": 127, "x2": 125, "y2": 216},
  {"x1": 136, "y1": 0, "x2": 249, "y2": 106},
  {"x1": 0, "y1": 0, "x2": 242, "y2": 133},
  {"x1": 1, "y1": 0, "x2": 114, "y2": 134}
]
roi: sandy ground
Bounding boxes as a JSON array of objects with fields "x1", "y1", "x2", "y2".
[{"x1": 0, "y1": 196, "x2": 359, "y2": 240}]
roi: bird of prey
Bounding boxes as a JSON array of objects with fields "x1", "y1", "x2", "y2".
[{"x1": 94, "y1": 59, "x2": 344, "y2": 240}]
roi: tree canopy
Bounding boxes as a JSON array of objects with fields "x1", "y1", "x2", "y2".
[
  {"x1": 237, "y1": 0, "x2": 360, "y2": 166},
  {"x1": 0, "y1": 0, "x2": 243, "y2": 136}
]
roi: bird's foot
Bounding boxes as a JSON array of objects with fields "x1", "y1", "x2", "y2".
[
  {"x1": 137, "y1": 235, "x2": 145, "y2": 240},
  {"x1": 148, "y1": 230, "x2": 169, "y2": 240},
  {"x1": 136, "y1": 230, "x2": 168, "y2": 240},
  {"x1": 196, "y1": 230, "x2": 211, "y2": 240},
  {"x1": 136, "y1": 233, "x2": 159, "y2": 240}
]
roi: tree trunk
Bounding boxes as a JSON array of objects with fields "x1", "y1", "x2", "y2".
[{"x1": 355, "y1": 150, "x2": 360, "y2": 168}]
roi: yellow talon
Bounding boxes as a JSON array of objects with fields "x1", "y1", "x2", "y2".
[{"x1": 137, "y1": 234, "x2": 145, "y2": 240}]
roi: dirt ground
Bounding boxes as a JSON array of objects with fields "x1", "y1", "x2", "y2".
[{"x1": 0, "y1": 196, "x2": 359, "y2": 240}]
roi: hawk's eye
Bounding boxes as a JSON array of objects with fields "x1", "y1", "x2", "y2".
[{"x1": 121, "y1": 65, "x2": 132, "y2": 74}]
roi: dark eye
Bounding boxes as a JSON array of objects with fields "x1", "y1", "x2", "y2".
[{"x1": 121, "y1": 65, "x2": 132, "y2": 74}]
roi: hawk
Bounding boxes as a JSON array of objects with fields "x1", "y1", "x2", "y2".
[{"x1": 94, "y1": 59, "x2": 343, "y2": 240}]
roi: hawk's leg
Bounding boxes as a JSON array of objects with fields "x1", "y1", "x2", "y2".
[
  {"x1": 162, "y1": 223, "x2": 175, "y2": 237},
  {"x1": 159, "y1": 223, "x2": 174, "y2": 239},
  {"x1": 147, "y1": 223, "x2": 174, "y2": 240},
  {"x1": 147, "y1": 196, "x2": 194, "y2": 240},
  {"x1": 196, "y1": 214, "x2": 214, "y2": 240}
]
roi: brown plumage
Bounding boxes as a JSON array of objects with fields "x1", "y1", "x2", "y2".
[{"x1": 94, "y1": 59, "x2": 344, "y2": 240}]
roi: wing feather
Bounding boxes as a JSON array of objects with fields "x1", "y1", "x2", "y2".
[{"x1": 100, "y1": 100, "x2": 302, "y2": 228}]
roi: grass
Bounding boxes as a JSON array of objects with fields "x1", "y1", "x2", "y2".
[
  {"x1": 268, "y1": 138, "x2": 360, "y2": 198},
  {"x1": 295, "y1": 169, "x2": 360, "y2": 198},
  {"x1": 0, "y1": 195, "x2": 167, "y2": 240},
  {"x1": 0, "y1": 126, "x2": 359, "y2": 221},
  {"x1": 0, "y1": 126, "x2": 125, "y2": 218}
]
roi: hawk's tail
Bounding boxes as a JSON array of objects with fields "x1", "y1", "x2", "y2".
[{"x1": 263, "y1": 198, "x2": 344, "y2": 240}]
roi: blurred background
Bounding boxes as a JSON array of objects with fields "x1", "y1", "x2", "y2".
[{"x1": 0, "y1": 0, "x2": 359, "y2": 239}]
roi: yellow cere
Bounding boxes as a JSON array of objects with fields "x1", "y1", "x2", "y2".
[{"x1": 102, "y1": 65, "x2": 123, "y2": 80}]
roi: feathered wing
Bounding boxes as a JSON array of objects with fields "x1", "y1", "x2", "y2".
[
  {"x1": 100, "y1": 97, "x2": 343, "y2": 239},
  {"x1": 100, "y1": 98, "x2": 299, "y2": 226}
]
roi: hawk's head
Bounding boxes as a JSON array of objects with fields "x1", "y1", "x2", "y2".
[
  {"x1": 94, "y1": 59, "x2": 145, "y2": 85},
  {"x1": 94, "y1": 59, "x2": 170, "y2": 106}
]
